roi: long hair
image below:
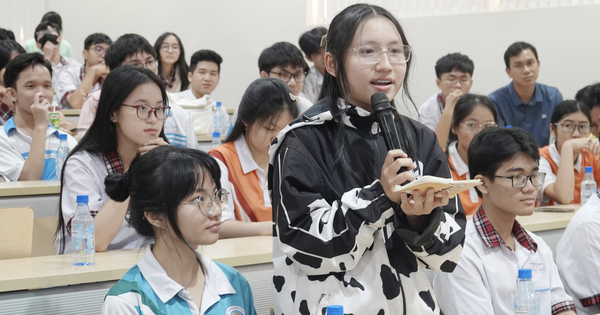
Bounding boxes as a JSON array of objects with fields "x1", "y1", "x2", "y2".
[
  {"x1": 154, "y1": 32, "x2": 189, "y2": 91},
  {"x1": 446, "y1": 94, "x2": 498, "y2": 149}
]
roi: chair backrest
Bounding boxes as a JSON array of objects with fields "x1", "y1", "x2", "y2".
[{"x1": 0, "y1": 207, "x2": 34, "y2": 259}]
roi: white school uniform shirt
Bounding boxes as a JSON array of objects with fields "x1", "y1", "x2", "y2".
[
  {"x1": 174, "y1": 89, "x2": 230, "y2": 134},
  {"x1": 51, "y1": 57, "x2": 82, "y2": 107},
  {"x1": 57, "y1": 150, "x2": 144, "y2": 254},
  {"x1": 537, "y1": 143, "x2": 582, "y2": 205},
  {"x1": 556, "y1": 192, "x2": 600, "y2": 315},
  {"x1": 433, "y1": 209, "x2": 575, "y2": 315},
  {"x1": 301, "y1": 65, "x2": 323, "y2": 104},
  {"x1": 163, "y1": 102, "x2": 198, "y2": 149},
  {"x1": 418, "y1": 93, "x2": 443, "y2": 131},
  {"x1": 0, "y1": 117, "x2": 77, "y2": 181},
  {"x1": 448, "y1": 141, "x2": 480, "y2": 203},
  {"x1": 215, "y1": 157, "x2": 237, "y2": 223},
  {"x1": 57, "y1": 65, "x2": 103, "y2": 109}
]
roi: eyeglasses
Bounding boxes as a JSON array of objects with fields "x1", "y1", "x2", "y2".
[
  {"x1": 459, "y1": 121, "x2": 498, "y2": 134},
  {"x1": 35, "y1": 28, "x2": 58, "y2": 39},
  {"x1": 553, "y1": 123, "x2": 591, "y2": 134},
  {"x1": 443, "y1": 77, "x2": 472, "y2": 85},
  {"x1": 493, "y1": 172, "x2": 546, "y2": 189},
  {"x1": 126, "y1": 59, "x2": 158, "y2": 71},
  {"x1": 348, "y1": 45, "x2": 412, "y2": 65},
  {"x1": 179, "y1": 188, "x2": 229, "y2": 216},
  {"x1": 92, "y1": 46, "x2": 106, "y2": 57},
  {"x1": 121, "y1": 103, "x2": 170, "y2": 120},
  {"x1": 269, "y1": 70, "x2": 306, "y2": 83},
  {"x1": 160, "y1": 44, "x2": 180, "y2": 52}
]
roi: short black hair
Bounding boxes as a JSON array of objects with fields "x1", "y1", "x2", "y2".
[
  {"x1": 104, "y1": 34, "x2": 155, "y2": 71},
  {"x1": 190, "y1": 49, "x2": 223, "y2": 73},
  {"x1": 34, "y1": 21, "x2": 60, "y2": 42},
  {"x1": 0, "y1": 28, "x2": 15, "y2": 41},
  {"x1": 258, "y1": 42, "x2": 309, "y2": 74},
  {"x1": 468, "y1": 127, "x2": 539, "y2": 196},
  {"x1": 435, "y1": 53, "x2": 474, "y2": 79},
  {"x1": 0, "y1": 40, "x2": 26, "y2": 71},
  {"x1": 3, "y1": 53, "x2": 52, "y2": 89},
  {"x1": 299, "y1": 27, "x2": 327, "y2": 56},
  {"x1": 84, "y1": 33, "x2": 112, "y2": 50},
  {"x1": 504, "y1": 41, "x2": 538, "y2": 69},
  {"x1": 550, "y1": 100, "x2": 591, "y2": 129},
  {"x1": 575, "y1": 83, "x2": 600, "y2": 110},
  {"x1": 41, "y1": 11, "x2": 63, "y2": 31}
]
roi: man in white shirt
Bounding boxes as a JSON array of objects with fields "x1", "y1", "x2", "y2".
[
  {"x1": 433, "y1": 127, "x2": 576, "y2": 315},
  {"x1": 299, "y1": 27, "x2": 327, "y2": 104}
]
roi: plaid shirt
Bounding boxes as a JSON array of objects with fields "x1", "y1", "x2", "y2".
[
  {"x1": 0, "y1": 101, "x2": 14, "y2": 124},
  {"x1": 161, "y1": 67, "x2": 177, "y2": 89}
]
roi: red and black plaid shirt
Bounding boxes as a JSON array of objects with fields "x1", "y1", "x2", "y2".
[
  {"x1": 161, "y1": 67, "x2": 176, "y2": 89},
  {"x1": 0, "y1": 101, "x2": 14, "y2": 123}
]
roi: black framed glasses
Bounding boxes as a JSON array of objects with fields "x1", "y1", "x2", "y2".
[
  {"x1": 179, "y1": 188, "x2": 229, "y2": 216},
  {"x1": 269, "y1": 70, "x2": 306, "y2": 83},
  {"x1": 493, "y1": 172, "x2": 546, "y2": 189},
  {"x1": 348, "y1": 44, "x2": 412, "y2": 65},
  {"x1": 122, "y1": 103, "x2": 170, "y2": 120},
  {"x1": 553, "y1": 123, "x2": 591, "y2": 134}
]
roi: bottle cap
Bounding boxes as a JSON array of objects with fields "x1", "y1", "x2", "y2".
[
  {"x1": 585, "y1": 166, "x2": 593, "y2": 173},
  {"x1": 505, "y1": 125, "x2": 512, "y2": 129},
  {"x1": 326, "y1": 305, "x2": 343, "y2": 315},
  {"x1": 59, "y1": 134, "x2": 68, "y2": 140},
  {"x1": 216, "y1": 101, "x2": 222, "y2": 107},
  {"x1": 213, "y1": 132, "x2": 220, "y2": 138},
  {"x1": 76, "y1": 195, "x2": 89, "y2": 203},
  {"x1": 518, "y1": 269, "x2": 532, "y2": 279}
]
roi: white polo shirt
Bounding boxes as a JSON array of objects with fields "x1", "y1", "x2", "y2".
[
  {"x1": 418, "y1": 93, "x2": 443, "y2": 131},
  {"x1": 538, "y1": 143, "x2": 582, "y2": 205},
  {"x1": 301, "y1": 65, "x2": 323, "y2": 104},
  {"x1": 433, "y1": 209, "x2": 575, "y2": 315},
  {"x1": 215, "y1": 158, "x2": 236, "y2": 223},
  {"x1": 0, "y1": 117, "x2": 77, "y2": 181},
  {"x1": 52, "y1": 57, "x2": 81, "y2": 106},
  {"x1": 57, "y1": 65, "x2": 102, "y2": 109},
  {"x1": 174, "y1": 90, "x2": 230, "y2": 134},
  {"x1": 556, "y1": 192, "x2": 600, "y2": 315}
]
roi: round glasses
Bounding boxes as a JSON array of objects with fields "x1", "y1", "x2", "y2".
[
  {"x1": 269, "y1": 71, "x2": 306, "y2": 83},
  {"x1": 493, "y1": 172, "x2": 546, "y2": 189},
  {"x1": 348, "y1": 45, "x2": 412, "y2": 65},
  {"x1": 553, "y1": 123, "x2": 591, "y2": 134},
  {"x1": 160, "y1": 44, "x2": 180, "y2": 52},
  {"x1": 126, "y1": 59, "x2": 158, "y2": 71},
  {"x1": 179, "y1": 188, "x2": 229, "y2": 216},
  {"x1": 459, "y1": 121, "x2": 499, "y2": 134},
  {"x1": 121, "y1": 104, "x2": 170, "y2": 120}
]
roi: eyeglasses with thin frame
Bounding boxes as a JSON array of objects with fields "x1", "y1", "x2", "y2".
[
  {"x1": 348, "y1": 45, "x2": 412, "y2": 65},
  {"x1": 493, "y1": 172, "x2": 546, "y2": 189},
  {"x1": 459, "y1": 121, "x2": 498, "y2": 134},
  {"x1": 91, "y1": 46, "x2": 107, "y2": 57},
  {"x1": 553, "y1": 122, "x2": 591, "y2": 134},
  {"x1": 160, "y1": 44, "x2": 180, "y2": 52},
  {"x1": 443, "y1": 77, "x2": 472, "y2": 86},
  {"x1": 179, "y1": 188, "x2": 229, "y2": 216},
  {"x1": 269, "y1": 70, "x2": 306, "y2": 83},
  {"x1": 121, "y1": 103, "x2": 171, "y2": 120},
  {"x1": 125, "y1": 59, "x2": 158, "y2": 71}
]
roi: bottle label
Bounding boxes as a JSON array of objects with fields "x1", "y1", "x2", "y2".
[
  {"x1": 88, "y1": 224, "x2": 95, "y2": 252},
  {"x1": 72, "y1": 225, "x2": 82, "y2": 253}
]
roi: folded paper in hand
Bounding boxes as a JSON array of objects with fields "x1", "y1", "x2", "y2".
[{"x1": 393, "y1": 175, "x2": 481, "y2": 198}]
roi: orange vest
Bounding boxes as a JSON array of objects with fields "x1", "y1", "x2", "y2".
[
  {"x1": 448, "y1": 154, "x2": 482, "y2": 215},
  {"x1": 539, "y1": 145, "x2": 600, "y2": 205},
  {"x1": 209, "y1": 142, "x2": 272, "y2": 222}
]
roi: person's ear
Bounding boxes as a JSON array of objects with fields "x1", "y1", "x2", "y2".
[
  {"x1": 324, "y1": 52, "x2": 336, "y2": 77},
  {"x1": 188, "y1": 71, "x2": 193, "y2": 82},
  {"x1": 549, "y1": 122, "x2": 556, "y2": 136},
  {"x1": 145, "y1": 212, "x2": 168, "y2": 229},
  {"x1": 110, "y1": 111, "x2": 119, "y2": 123},
  {"x1": 436, "y1": 78, "x2": 442, "y2": 90},
  {"x1": 505, "y1": 67, "x2": 511, "y2": 78},
  {"x1": 474, "y1": 174, "x2": 490, "y2": 196},
  {"x1": 82, "y1": 49, "x2": 88, "y2": 61},
  {"x1": 537, "y1": 59, "x2": 541, "y2": 68},
  {"x1": 305, "y1": 53, "x2": 313, "y2": 62},
  {"x1": 259, "y1": 71, "x2": 269, "y2": 78},
  {"x1": 57, "y1": 35, "x2": 62, "y2": 44},
  {"x1": 5, "y1": 87, "x2": 17, "y2": 104}
]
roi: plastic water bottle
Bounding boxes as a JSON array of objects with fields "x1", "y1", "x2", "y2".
[
  {"x1": 211, "y1": 132, "x2": 221, "y2": 149},
  {"x1": 326, "y1": 305, "x2": 343, "y2": 315},
  {"x1": 72, "y1": 195, "x2": 95, "y2": 266},
  {"x1": 580, "y1": 166, "x2": 596, "y2": 205},
  {"x1": 213, "y1": 101, "x2": 224, "y2": 134},
  {"x1": 56, "y1": 134, "x2": 69, "y2": 179},
  {"x1": 514, "y1": 269, "x2": 539, "y2": 315}
]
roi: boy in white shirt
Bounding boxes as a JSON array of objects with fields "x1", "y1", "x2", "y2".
[
  {"x1": 0, "y1": 53, "x2": 77, "y2": 181},
  {"x1": 433, "y1": 127, "x2": 576, "y2": 315},
  {"x1": 298, "y1": 27, "x2": 327, "y2": 104}
]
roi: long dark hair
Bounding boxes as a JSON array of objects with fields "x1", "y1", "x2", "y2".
[
  {"x1": 154, "y1": 32, "x2": 189, "y2": 91},
  {"x1": 319, "y1": 3, "x2": 418, "y2": 163},
  {"x1": 446, "y1": 94, "x2": 498, "y2": 149},
  {"x1": 55, "y1": 66, "x2": 169, "y2": 253},
  {"x1": 226, "y1": 78, "x2": 299, "y2": 143}
]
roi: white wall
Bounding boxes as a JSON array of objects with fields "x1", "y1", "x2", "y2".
[{"x1": 35, "y1": 1, "x2": 600, "y2": 112}]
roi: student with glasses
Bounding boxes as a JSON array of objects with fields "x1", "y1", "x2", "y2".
[
  {"x1": 537, "y1": 100, "x2": 600, "y2": 206},
  {"x1": 101, "y1": 145, "x2": 256, "y2": 315},
  {"x1": 57, "y1": 33, "x2": 112, "y2": 109},
  {"x1": 445, "y1": 94, "x2": 498, "y2": 215},
  {"x1": 154, "y1": 32, "x2": 189, "y2": 93},
  {"x1": 24, "y1": 11, "x2": 74, "y2": 58},
  {"x1": 575, "y1": 82, "x2": 600, "y2": 138}
]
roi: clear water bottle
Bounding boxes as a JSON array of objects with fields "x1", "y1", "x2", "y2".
[
  {"x1": 213, "y1": 101, "x2": 224, "y2": 134},
  {"x1": 72, "y1": 195, "x2": 95, "y2": 266},
  {"x1": 211, "y1": 132, "x2": 221, "y2": 149},
  {"x1": 514, "y1": 269, "x2": 539, "y2": 315},
  {"x1": 580, "y1": 166, "x2": 596, "y2": 205},
  {"x1": 56, "y1": 134, "x2": 69, "y2": 179},
  {"x1": 326, "y1": 305, "x2": 343, "y2": 315}
]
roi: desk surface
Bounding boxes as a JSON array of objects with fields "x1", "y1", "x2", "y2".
[
  {"x1": 0, "y1": 181, "x2": 60, "y2": 197},
  {"x1": 0, "y1": 235, "x2": 271, "y2": 293},
  {"x1": 197, "y1": 134, "x2": 227, "y2": 142}
]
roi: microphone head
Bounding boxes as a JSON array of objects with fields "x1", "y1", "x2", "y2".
[{"x1": 371, "y1": 92, "x2": 393, "y2": 114}]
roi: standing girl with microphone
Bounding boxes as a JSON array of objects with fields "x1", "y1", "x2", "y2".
[{"x1": 269, "y1": 4, "x2": 466, "y2": 314}]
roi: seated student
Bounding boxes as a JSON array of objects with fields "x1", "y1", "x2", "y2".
[
  {"x1": 78, "y1": 34, "x2": 196, "y2": 149},
  {"x1": 101, "y1": 146, "x2": 257, "y2": 315},
  {"x1": 0, "y1": 40, "x2": 26, "y2": 125},
  {"x1": 24, "y1": 11, "x2": 74, "y2": 58},
  {"x1": 576, "y1": 83, "x2": 600, "y2": 138},
  {"x1": 57, "y1": 33, "x2": 111, "y2": 109},
  {"x1": 556, "y1": 188, "x2": 600, "y2": 315},
  {"x1": 433, "y1": 127, "x2": 576, "y2": 315},
  {"x1": 0, "y1": 53, "x2": 77, "y2": 181},
  {"x1": 209, "y1": 78, "x2": 297, "y2": 238},
  {"x1": 154, "y1": 32, "x2": 189, "y2": 93},
  {"x1": 489, "y1": 42, "x2": 563, "y2": 147},
  {"x1": 537, "y1": 100, "x2": 600, "y2": 206},
  {"x1": 446, "y1": 94, "x2": 498, "y2": 215},
  {"x1": 418, "y1": 53, "x2": 474, "y2": 147},
  {"x1": 55, "y1": 66, "x2": 169, "y2": 254},
  {"x1": 175, "y1": 49, "x2": 230, "y2": 133},
  {"x1": 298, "y1": 26, "x2": 327, "y2": 104}
]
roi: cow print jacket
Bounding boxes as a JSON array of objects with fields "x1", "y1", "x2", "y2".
[{"x1": 268, "y1": 98, "x2": 466, "y2": 315}]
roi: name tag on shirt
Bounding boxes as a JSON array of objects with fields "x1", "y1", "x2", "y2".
[{"x1": 530, "y1": 262, "x2": 545, "y2": 272}]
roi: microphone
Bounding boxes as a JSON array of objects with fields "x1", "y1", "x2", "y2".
[{"x1": 371, "y1": 92, "x2": 408, "y2": 174}]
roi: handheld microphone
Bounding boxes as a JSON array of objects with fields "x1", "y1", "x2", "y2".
[{"x1": 371, "y1": 92, "x2": 408, "y2": 174}]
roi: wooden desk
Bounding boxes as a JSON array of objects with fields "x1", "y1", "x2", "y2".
[
  {"x1": 0, "y1": 181, "x2": 60, "y2": 197},
  {"x1": 61, "y1": 110, "x2": 80, "y2": 116}
]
